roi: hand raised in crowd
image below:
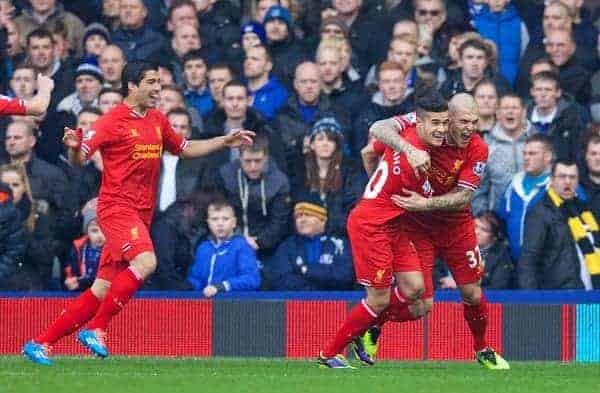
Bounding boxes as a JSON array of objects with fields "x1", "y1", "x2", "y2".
[
  {"x1": 245, "y1": 235, "x2": 259, "y2": 250},
  {"x1": 62, "y1": 127, "x2": 82, "y2": 149},
  {"x1": 64, "y1": 277, "x2": 79, "y2": 291},
  {"x1": 225, "y1": 129, "x2": 255, "y2": 148},
  {"x1": 203, "y1": 285, "x2": 218, "y2": 298},
  {"x1": 36, "y1": 74, "x2": 55, "y2": 94}
]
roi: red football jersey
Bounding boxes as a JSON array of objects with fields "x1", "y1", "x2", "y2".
[
  {"x1": 81, "y1": 104, "x2": 188, "y2": 216},
  {"x1": 354, "y1": 116, "x2": 433, "y2": 225},
  {"x1": 393, "y1": 112, "x2": 489, "y2": 222},
  {"x1": 0, "y1": 95, "x2": 26, "y2": 116}
]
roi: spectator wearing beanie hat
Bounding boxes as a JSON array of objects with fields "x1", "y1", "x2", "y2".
[
  {"x1": 82, "y1": 23, "x2": 111, "y2": 57},
  {"x1": 56, "y1": 57, "x2": 104, "y2": 116},
  {"x1": 266, "y1": 194, "x2": 354, "y2": 290},
  {"x1": 63, "y1": 200, "x2": 105, "y2": 292},
  {"x1": 241, "y1": 22, "x2": 267, "y2": 50},
  {"x1": 263, "y1": 5, "x2": 310, "y2": 89},
  {"x1": 290, "y1": 116, "x2": 365, "y2": 236}
]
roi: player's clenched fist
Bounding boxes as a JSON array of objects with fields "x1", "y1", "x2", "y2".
[{"x1": 224, "y1": 129, "x2": 255, "y2": 148}]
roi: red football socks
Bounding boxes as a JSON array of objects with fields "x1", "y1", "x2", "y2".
[
  {"x1": 463, "y1": 293, "x2": 489, "y2": 352},
  {"x1": 35, "y1": 289, "x2": 101, "y2": 345},
  {"x1": 322, "y1": 299, "x2": 379, "y2": 358},
  {"x1": 87, "y1": 267, "x2": 143, "y2": 331}
]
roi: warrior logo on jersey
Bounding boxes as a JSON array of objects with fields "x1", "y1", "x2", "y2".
[
  {"x1": 422, "y1": 178, "x2": 433, "y2": 196},
  {"x1": 473, "y1": 161, "x2": 486, "y2": 177}
]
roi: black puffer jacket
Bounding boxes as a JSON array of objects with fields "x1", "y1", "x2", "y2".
[
  {"x1": 148, "y1": 200, "x2": 207, "y2": 290},
  {"x1": 518, "y1": 194, "x2": 586, "y2": 289},
  {"x1": 0, "y1": 183, "x2": 25, "y2": 288}
]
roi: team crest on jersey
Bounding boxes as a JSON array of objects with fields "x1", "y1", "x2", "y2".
[
  {"x1": 130, "y1": 128, "x2": 139, "y2": 137},
  {"x1": 155, "y1": 126, "x2": 162, "y2": 139},
  {"x1": 453, "y1": 160, "x2": 464, "y2": 172},
  {"x1": 473, "y1": 161, "x2": 486, "y2": 177},
  {"x1": 374, "y1": 269, "x2": 386, "y2": 283},
  {"x1": 131, "y1": 226, "x2": 139, "y2": 240}
]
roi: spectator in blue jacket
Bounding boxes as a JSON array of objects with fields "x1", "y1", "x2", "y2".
[
  {"x1": 187, "y1": 200, "x2": 261, "y2": 297},
  {"x1": 244, "y1": 45, "x2": 289, "y2": 121},
  {"x1": 183, "y1": 50, "x2": 214, "y2": 117},
  {"x1": 496, "y1": 134, "x2": 553, "y2": 261},
  {"x1": 472, "y1": 0, "x2": 529, "y2": 86},
  {"x1": 267, "y1": 196, "x2": 354, "y2": 290}
]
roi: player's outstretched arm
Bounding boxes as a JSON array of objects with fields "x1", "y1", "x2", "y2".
[
  {"x1": 62, "y1": 127, "x2": 86, "y2": 167},
  {"x1": 369, "y1": 118, "x2": 430, "y2": 173},
  {"x1": 391, "y1": 186, "x2": 474, "y2": 212},
  {"x1": 22, "y1": 74, "x2": 54, "y2": 116},
  {"x1": 181, "y1": 129, "x2": 255, "y2": 159}
]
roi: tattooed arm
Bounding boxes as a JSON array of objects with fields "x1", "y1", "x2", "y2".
[
  {"x1": 369, "y1": 119, "x2": 430, "y2": 172},
  {"x1": 391, "y1": 186, "x2": 474, "y2": 212}
]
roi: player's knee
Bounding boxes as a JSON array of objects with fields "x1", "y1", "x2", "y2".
[
  {"x1": 403, "y1": 285, "x2": 425, "y2": 302},
  {"x1": 459, "y1": 283, "x2": 482, "y2": 305},
  {"x1": 422, "y1": 298, "x2": 434, "y2": 314},
  {"x1": 131, "y1": 252, "x2": 157, "y2": 279},
  {"x1": 366, "y1": 289, "x2": 391, "y2": 313},
  {"x1": 90, "y1": 279, "x2": 111, "y2": 300}
]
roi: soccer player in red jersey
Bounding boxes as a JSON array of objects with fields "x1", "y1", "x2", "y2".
[
  {"x1": 0, "y1": 74, "x2": 54, "y2": 116},
  {"x1": 22, "y1": 62, "x2": 254, "y2": 366},
  {"x1": 361, "y1": 93, "x2": 509, "y2": 369},
  {"x1": 317, "y1": 94, "x2": 450, "y2": 368}
]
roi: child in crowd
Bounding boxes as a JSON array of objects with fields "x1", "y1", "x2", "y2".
[{"x1": 187, "y1": 200, "x2": 261, "y2": 297}]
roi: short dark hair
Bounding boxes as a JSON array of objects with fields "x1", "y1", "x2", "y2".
[
  {"x1": 26, "y1": 28, "x2": 54, "y2": 46},
  {"x1": 499, "y1": 92, "x2": 523, "y2": 107},
  {"x1": 167, "y1": 0, "x2": 196, "y2": 21},
  {"x1": 120, "y1": 60, "x2": 159, "y2": 97},
  {"x1": 79, "y1": 107, "x2": 103, "y2": 118},
  {"x1": 531, "y1": 71, "x2": 561, "y2": 89},
  {"x1": 584, "y1": 133, "x2": 600, "y2": 154},
  {"x1": 161, "y1": 83, "x2": 185, "y2": 98},
  {"x1": 415, "y1": 90, "x2": 448, "y2": 118},
  {"x1": 474, "y1": 211, "x2": 505, "y2": 240},
  {"x1": 209, "y1": 62, "x2": 234, "y2": 75},
  {"x1": 525, "y1": 134, "x2": 554, "y2": 153},
  {"x1": 167, "y1": 107, "x2": 192, "y2": 125},
  {"x1": 222, "y1": 80, "x2": 248, "y2": 97},
  {"x1": 551, "y1": 159, "x2": 578, "y2": 176},
  {"x1": 458, "y1": 38, "x2": 492, "y2": 59},
  {"x1": 207, "y1": 198, "x2": 235, "y2": 215},
  {"x1": 530, "y1": 57, "x2": 559, "y2": 76},
  {"x1": 99, "y1": 87, "x2": 123, "y2": 98},
  {"x1": 182, "y1": 49, "x2": 208, "y2": 67},
  {"x1": 473, "y1": 78, "x2": 497, "y2": 96},
  {"x1": 240, "y1": 132, "x2": 269, "y2": 156}
]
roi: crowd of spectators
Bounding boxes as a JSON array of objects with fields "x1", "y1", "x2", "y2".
[{"x1": 0, "y1": 0, "x2": 599, "y2": 294}]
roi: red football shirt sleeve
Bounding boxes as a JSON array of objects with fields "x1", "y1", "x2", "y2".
[
  {"x1": 458, "y1": 138, "x2": 489, "y2": 191},
  {"x1": 0, "y1": 96, "x2": 26, "y2": 115},
  {"x1": 80, "y1": 117, "x2": 114, "y2": 158},
  {"x1": 160, "y1": 114, "x2": 189, "y2": 155},
  {"x1": 372, "y1": 139, "x2": 385, "y2": 155},
  {"x1": 392, "y1": 112, "x2": 416, "y2": 135}
]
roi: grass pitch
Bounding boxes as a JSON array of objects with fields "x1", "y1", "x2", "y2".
[{"x1": 1, "y1": 357, "x2": 599, "y2": 393}]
